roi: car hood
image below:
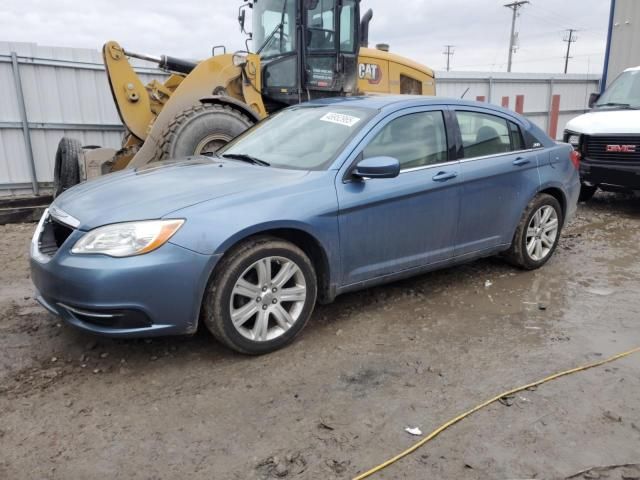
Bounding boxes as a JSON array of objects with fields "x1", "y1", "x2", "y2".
[
  {"x1": 565, "y1": 109, "x2": 640, "y2": 135},
  {"x1": 54, "y1": 157, "x2": 310, "y2": 230}
]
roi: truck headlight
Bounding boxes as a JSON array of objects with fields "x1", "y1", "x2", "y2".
[
  {"x1": 71, "y1": 219, "x2": 184, "y2": 257},
  {"x1": 567, "y1": 134, "x2": 580, "y2": 147}
]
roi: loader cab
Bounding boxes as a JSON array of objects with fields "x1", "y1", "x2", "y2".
[{"x1": 248, "y1": 0, "x2": 360, "y2": 109}]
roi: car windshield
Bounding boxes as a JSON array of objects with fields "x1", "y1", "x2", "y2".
[
  {"x1": 218, "y1": 105, "x2": 376, "y2": 170},
  {"x1": 595, "y1": 70, "x2": 640, "y2": 109}
]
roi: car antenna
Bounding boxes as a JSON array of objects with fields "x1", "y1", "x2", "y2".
[{"x1": 461, "y1": 87, "x2": 470, "y2": 99}]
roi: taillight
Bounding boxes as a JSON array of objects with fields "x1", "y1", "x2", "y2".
[{"x1": 570, "y1": 149, "x2": 581, "y2": 170}]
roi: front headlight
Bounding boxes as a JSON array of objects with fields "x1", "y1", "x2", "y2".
[
  {"x1": 567, "y1": 134, "x2": 580, "y2": 147},
  {"x1": 71, "y1": 219, "x2": 184, "y2": 257}
]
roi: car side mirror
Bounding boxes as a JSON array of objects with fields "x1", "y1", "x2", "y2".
[
  {"x1": 353, "y1": 156, "x2": 400, "y2": 179},
  {"x1": 588, "y1": 92, "x2": 600, "y2": 108}
]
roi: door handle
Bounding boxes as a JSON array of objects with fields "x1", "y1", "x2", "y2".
[
  {"x1": 512, "y1": 157, "x2": 531, "y2": 166},
  {"x1": 432, "y1": 171, "x2": 458, "y2": 182}
]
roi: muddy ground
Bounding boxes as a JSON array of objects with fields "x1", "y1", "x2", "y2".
[{"x1": 1, "y1": 193, "x2": 639, "y2": 480}]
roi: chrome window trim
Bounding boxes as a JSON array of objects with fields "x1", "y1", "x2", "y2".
[
  {"x1": 49, "y1": 205, "x2": 80, "y2": 229},
  {"x1": 458, "y1": 148, "x2": 537, "y2": 164},
  {"x1": 399, "y1": 159, "x2": 459, "y2": 174}
]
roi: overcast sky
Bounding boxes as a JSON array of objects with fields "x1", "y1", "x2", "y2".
[{"x1": 1, "y1": 0, "x2": 610, "y2": 74}]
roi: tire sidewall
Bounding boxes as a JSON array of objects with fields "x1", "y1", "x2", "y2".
[
  {"x1": 53, "y1": 138, "x2": 81, "y2": 198},
  {"x1": 168, "y1": 106, "x2": 253, "y2": 159},
  {"x1": 206, "y1": 243, "x2": 317, "y2": 355},
  {"x1": 519, "y1": 195, "x2": 563, "y2": 269}
]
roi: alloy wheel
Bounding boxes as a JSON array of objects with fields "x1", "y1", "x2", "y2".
[
  {"x1": 525, "y1": 205, "x2": 559, "y2": 261},
  {"x1": 229, "y1": 256, "x2": 307, "y2": 342}
]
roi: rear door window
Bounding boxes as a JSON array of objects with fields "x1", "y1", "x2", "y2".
[{"x1": 456, "y1": 111, "x2": 523, "y2": 158}]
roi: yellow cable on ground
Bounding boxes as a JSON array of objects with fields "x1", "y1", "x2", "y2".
[{"x1": 353, "y1": 346, "x2": 640, "y2": 480}]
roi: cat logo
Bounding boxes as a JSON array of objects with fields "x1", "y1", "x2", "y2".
[{"x1": 358, "y1": 63, "x2": 382, "y2": 84}]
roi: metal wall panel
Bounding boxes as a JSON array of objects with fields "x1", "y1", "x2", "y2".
[
  {"x1": 436, "y1": 72, "x2": 600, "y2": 138},
  {"x1": 0, "y1": 42, "x2": 600, "y2": 196},
  {"x1": 605, "y1": 0, "x2": 640, "y2": 87},
  {"x1": 0, "y1": 42, "x2": 167, "y2": 195}
]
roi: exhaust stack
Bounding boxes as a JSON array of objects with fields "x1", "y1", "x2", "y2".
[{"x1": 359, "y1": 9, "x2": 373, "y2": 47}]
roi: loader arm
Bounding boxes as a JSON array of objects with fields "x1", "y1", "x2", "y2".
[
  {"x1": 103, "y1": 41, "x2": 156, "y2": 141},
  {"x1": 127, "y1": 53, "x2": 267, "y2": 169}
]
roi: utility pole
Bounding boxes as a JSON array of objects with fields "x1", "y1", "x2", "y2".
[
  {"x1": 443, "y1": 45, "x2": 455, "y2": 71},
  {"x1": 563, "y1": 28, "x2": 578, "y2": 74},
  {"x1": 504, "y1": 1, "x2": 529, "y2": 72}
]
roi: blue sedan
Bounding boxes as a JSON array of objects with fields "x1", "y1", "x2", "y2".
[{"x1": 30, "y1": 96, "x2": 580, "y2": 354}]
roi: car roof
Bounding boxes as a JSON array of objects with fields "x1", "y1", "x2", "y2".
[{"x1": 305, "y1": 95, "x2": 521, "y2": 118}]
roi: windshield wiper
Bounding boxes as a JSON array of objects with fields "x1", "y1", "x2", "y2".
[
  {"x1": 595, "y1": 102, "x2": 639, "y2": 110},
  {"x1": 222, "y1": 153, "x2": 271, "y2": 167}
]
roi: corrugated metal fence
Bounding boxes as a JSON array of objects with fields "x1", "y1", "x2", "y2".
[
  {"x1": 436, "y1": 71, "x2": 600, "y2": 136},
  {"x1": 0, "y1": 42, "x2": 166, "y2": 196},
  {"x1": 0, "y1": 42, "x2": 600, "y2": 197}
]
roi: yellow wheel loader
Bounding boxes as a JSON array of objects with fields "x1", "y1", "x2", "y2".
[{"x1": 53, "y1": 0, "x2": 435, "y2": 197}]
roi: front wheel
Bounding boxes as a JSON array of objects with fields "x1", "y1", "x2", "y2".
[
  {"x1": 202, "y1": 237, "x2": 317, "y2": 355},
  {"x1": 155, "y1": 104, "x2": 253, "y2": 161},
  {"x1": 504, "y1": 193, "x2": 563, "y2": 270}
]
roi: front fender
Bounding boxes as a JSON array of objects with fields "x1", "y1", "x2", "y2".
[
  {"x1": 199, "y1": 95, "x2": 262, "y2": 123},
  {"x1": 213, "y1": 220, "x2": 327, "y2": 255}
]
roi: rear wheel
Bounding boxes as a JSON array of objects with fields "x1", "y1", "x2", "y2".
[
  {"x1": 504, "y1": 193, "x2": 563, "y2": 270},
  {"x1": 155, "y1": 104, "x2": 254, "y2": 161},
  {"x1": 53, "y1": 137, "x2": 82, "y2": 198},
  {"x1": 203, "y1": 237, "x2": 317, "y2": 355},
  {"x1": 578, "y1": 183, "x2": 597, "y2": 202}
]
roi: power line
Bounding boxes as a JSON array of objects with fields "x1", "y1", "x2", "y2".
[
  {"x1": 454, "y1": 51, "x2": 604, "y2": 70},
  {"x1": 443, "y1": 45, "x2": 455, "y2": 71},
  {"x1": 563, "y1": 28, "x2": 578, "y2": 74},
  {"x1": 504, "y1": 1, "x2": 530, "y2": 72}
]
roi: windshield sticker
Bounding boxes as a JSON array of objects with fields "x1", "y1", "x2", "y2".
[{"x1": 320, "y1": 112, "x2": 361, "y2": 127}]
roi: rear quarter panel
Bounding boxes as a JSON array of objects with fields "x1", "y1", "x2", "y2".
[{"x1": 538, "y1": 142, "x2": 580, "y2": 225}]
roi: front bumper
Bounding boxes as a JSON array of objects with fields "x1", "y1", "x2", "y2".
[
  {"x1": 30, "y1": 229, "x2": 219, "y2": 338},
  {"x1": 580, "y1": 160, "x2": 640, "y2": 191}
]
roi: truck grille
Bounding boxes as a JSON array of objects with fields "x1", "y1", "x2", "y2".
[
  {"x1": 583, "y1": 135, "x2": 640, "y2": 164},
  {"x1": 38, "y1": 215, "x2": 75, "y2": 257}
]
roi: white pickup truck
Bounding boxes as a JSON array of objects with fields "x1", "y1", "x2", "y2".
[{"x1": 564, "y1": 67, "x2": 640, "y2": 201}]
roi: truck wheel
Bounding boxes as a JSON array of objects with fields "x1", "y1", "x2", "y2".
[
  {"x1": 202, "y1": 236, "x2": 317, "y2": 355},
  {"x1": 53, "y1": 137, "x2": 82, "y2": 198},
  {"x1": 503, "y1": 193, "x2": 563, "y2": 270},
  {"x1": 156, "y1": 104, "x2": 254, "y2": 160},
  {"x1": 578, "y1": 183, "x2": 597, "y2": 202}
]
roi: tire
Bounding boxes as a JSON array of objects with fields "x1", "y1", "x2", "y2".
[
  {"x1": 155, "y1": 104, "x2": 254, "y2": 161},
  {"x1": 578, "y1": 183, "x2": 597, "y2": 202},
  {"x1": 504, "y1": 193, "x2": 563, "y2": 270},
  {"x1": 53, "y1": 137, "x2": 82, "y2": 198},
  {"x1": 202, "y1": 236, "x2": 317, "y2": 355}
]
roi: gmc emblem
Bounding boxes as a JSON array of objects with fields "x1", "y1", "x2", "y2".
[{"x1": 606, "y1": 144, "x2": 637, "y2": 153}]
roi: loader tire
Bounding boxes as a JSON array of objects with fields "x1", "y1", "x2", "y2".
[
  {"x1": 156, "y1": 104, "x2": 254, "y2": 160},
  {"x1": 53, "y1": 137, "x2": 82, "y2": 198}
]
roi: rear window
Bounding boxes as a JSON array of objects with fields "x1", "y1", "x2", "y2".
[{"x1": 456, "y1": 111, "x2": 525, "y2": 158}]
